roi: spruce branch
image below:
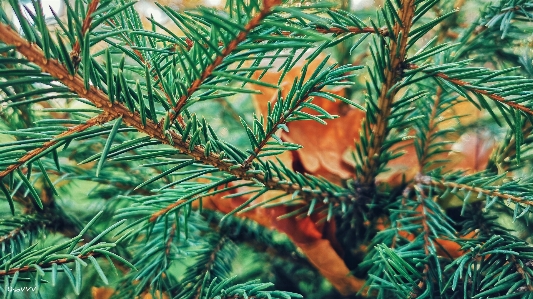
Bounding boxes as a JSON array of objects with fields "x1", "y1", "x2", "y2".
[
  {"x1": 0, "y1": 113, "x2": 113, "y2": 180},
  {"x1": 360, "y1": 0, "x2": 417, "y2": 185},
  {"x1": 431, "y1": 179, "x2": 533, "y2": 207},
  {"x1": 408, "y1": 186, "x2": 434, "y2": 297},
  {"x1": 191, "y1": 236, "x2": 228, "y2": 299},
  {"x1": 407, "y1": 64, "x2": 533, "y2": 117},
  {"x1": 162, "y1": 0, "x2": 282, "y2": 127},
  {"x1": 0, "y1": 252, "x2": 99, "y2": 276},
  {"x1": 488, "y1": 122, "x2": 532, "y2": 171},
  {"x1": 416, "y1": 87, "x2": 443, "y2": 172},
  {"x1": 70, "y1": 0, "x2": 100, "y2": 69},
  {"x1": 313, "y1": 26, "x2": 389, "y2": 36},
  {"x1": 0, "y1": 216, "x2": 46, "y2": 244},
  {"x1": 165, "y1": 223, "x2": 177, "y2": 256},
  {"x1": 240, "y1": 79, "x2": 325, "y2": 169},
  {"x1": 104, "y1": 19, "x2": 177, "y2": 112}
]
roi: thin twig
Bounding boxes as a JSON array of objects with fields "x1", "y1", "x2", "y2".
[
  {"x1": 192, "y1": 236, "x2": 227, "y2": 299},
  {"x1": 314, "y1": 26, "x2": 389, "y2": 36},
  {"x1": 0, "y1": 252, "x2": 98, "y2": 276},
  {"x1": 431, "y1": 179, "x2": 533, "y2": 206},
  {"x1": 240, "y1": 85, "x2": 322, "y2": 169},
  {"x1": 418, "y1": 87, "x2": 443, "y2": 172},
  {"x1": 360, "y1": 0, "x2": 417, "y2": 185},
  {"x1": 0, "y1": 113, "x2": 114, "y2": 180},
  {"x1": 161, "y1": 0, "x2": 282, "y2": 127},
  {"x1": 407, "y1": 64, "x2": 533, "y2": 117},
  {"x1": 70, "y1": 0, "x2": 100, "y2": 69},
  {"x1": 0, "y1": 219, "x2": 46, "y2": 244}
]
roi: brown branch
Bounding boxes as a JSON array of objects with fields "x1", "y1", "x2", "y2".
[
  {"x1": 70, "y1": 0, "x2": 100, "y2": 69},
  {"x1": 0, "y1": 22, "x2": 350, "y2": 220},
  {"x1": 0, "y1": 218, "x2": 46, "y2": 244},
  {"x1": 314, "y1": 26, "x2": 389, "y2": 36},
  {"x1": 0, "y1": 113, "x2": 114, "y2": 180},
  {"x1": 407, "y1": 64, "x2": 533, "y2": 117},
  {"x1": 431, "y1": 179, "x2": 533, "y2": 206},
  {"x1": 150, "y1": 200, "x2": 186, "y2": 222},
  {"x1": 161, "y1": 0, "x2": 282, "y2": 127},
  {"x1": 360, "y1": 0, "x2": 417, "y2": 185},
  {"x1": 412, "y1": 189, "x2": 431, "y2": 297},
  {"x1": 165, "y1": 223, "x2": 177, "y2": 256},
  {"x1": 0, "y1": 252, "x2": 98, "y2": 276}
]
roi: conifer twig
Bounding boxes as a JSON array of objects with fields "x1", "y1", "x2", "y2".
[
  {"x1": 191, "y1": 236, "x2": 227, "y2": 299},
  {"x1": 407, "y1": 64, "x2": 533, "y2": 117},
  {"x1": 0, "y1": 252, "x2": 98, "y2": 276},
  {"x1": 240, "y1": 84, "x2": 323, "y2": 169},
  {"x1": 0, "y1": 219, "x2": 45, "y2": 244},
  {"x1": 314, "y1": 26, "x2": 389, "y2": 36},
  {"x1": 0, "y1": 113, "x2": 114, "y2": 180},
  {"x1": 431, "y1": 180, "x2": 533, "y2": 206},
  {"x1": 70, "y1": 0, "x2": 100, "y2": 69},
  {"x1": 161, "y1": 0, "x2": 282, "y2": 127},
  {"x1": 417, "y1": 87, "x2": 443, "y2": 172},
  {"x1": 360, "y1": 0, "x2": 417, "y2": 185}
]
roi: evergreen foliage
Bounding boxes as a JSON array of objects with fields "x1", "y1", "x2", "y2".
[{"x1": 1, "y1": 0, "x2": 533, "y2": 298}]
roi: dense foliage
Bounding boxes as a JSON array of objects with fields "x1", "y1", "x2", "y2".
[{"x1": 1, "y1": 0, "x2": 533, "y2": 298}]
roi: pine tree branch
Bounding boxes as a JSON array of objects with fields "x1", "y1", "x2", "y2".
[
  {"x1": 0, "y1": 252, "x2": 98, "y2": 276},
  {"x1": 162, "y1": 0, "x2": 282, "y2": 127},
  {"x1": 70, "y1": 0, "x2": 100, "y2": 69},
  {"x1": 314, "y1": 26, "x2": 389, "y2": 36},
  {"x1": 0, "y1": 217, "x2": 46, "y2": 244},
  {"x1": 105, "y1": 18, "x2": 178, "y2": 115},
  {"x1": 165, "y1": 223, "x2": 177, "y2": 256},
  {"x1": 431, "y1": 179, "x2": 533, "y2": 207},
  {"x1": 0, "y1": 22, "x2": 349, "y2": 220},
  {"x1": 360, "y1": 0, "x2": 417, "y2": 185},
  {"x1": 417, "y1": 87, "x2": 443, "y2": 172},
  {"x1": 0, "y1": 113, "x2": 114, "y2": 180},
  {"x1": 192, "y1": 236, "x2": 228, "y2": 299},
  {"x1": 410, "y1": 188, "x2": 432, "y2": 297},
  {"x1": 240, "y1": 84, "x2": 323, "y2": 169},
  {"x1": 407, "y1": 64, "x2": 533, "y2": 117}
]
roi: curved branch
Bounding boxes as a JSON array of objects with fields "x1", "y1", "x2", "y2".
[
  {"x1": 509, "y1": 255, "x2": 533, "y2": 292},
  {"x1": 0, "y1": 218, "x2": 46, "y2": 244}
]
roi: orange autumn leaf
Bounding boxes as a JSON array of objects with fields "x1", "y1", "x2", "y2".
[
  {"x1": 447, "y1": 130, "x2": 497, "y2": 173},
  {"x1": 92, "y1": 286, "x2": 169, "y2": 299},
  {"x1": 200, "y1": 185, "x2": 363, "y2": 296}
]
